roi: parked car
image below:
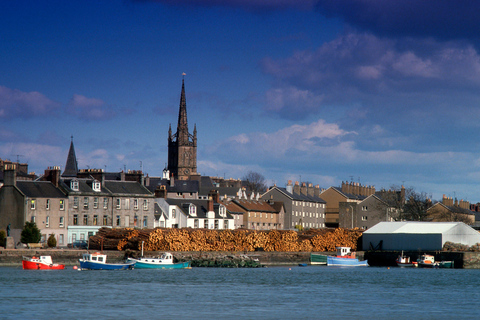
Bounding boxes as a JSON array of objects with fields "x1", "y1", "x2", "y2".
[{"x1": 68, "y1": 240, "x2": 88, "y2": 249}]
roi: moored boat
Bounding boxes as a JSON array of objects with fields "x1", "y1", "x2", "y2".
[
  {"x1": 417, "y1": 254, "x2": 454, "y2": 268},
  {"x1": 22, "y1": 256, "x2": 65, "y2": 270},
  {"x1": 327, "y1": 247, "x2": 369, "y2": 267},
  {"x1": 310, "y1": 253, "x2": 328, "y2": 265},
  {"x1": 126, "y1": 252, "x2": 191, "y2": 269},
  {"x1": 396, "y1": 251, "x2": 415, "y2": 267},
  {"x1": 79, "y1": 252, "x2": 134, "y2": 270}
]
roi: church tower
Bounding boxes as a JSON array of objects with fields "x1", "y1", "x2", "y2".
[{"x1": 168, "y1": 78, "x2": 197, "y2": 180}]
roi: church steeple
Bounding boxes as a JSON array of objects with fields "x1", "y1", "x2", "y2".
[
  {"x1": 167, "y1": 76, "x2": 197, "y2": 180},
  {"x1": 177, "y1": 78, "x2": 189, "y2": 145},
  {"x1": 62, "y1": 136, "x2": 78, "y2": 177}
]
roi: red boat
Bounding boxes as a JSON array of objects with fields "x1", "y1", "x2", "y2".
[{"x1": 22, "y1": 256, "x2": 65, "y2": 270}]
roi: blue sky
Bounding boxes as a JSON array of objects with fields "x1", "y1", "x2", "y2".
[{"x1": 2, "y1": 0, "x2": 480, "y2": 202}]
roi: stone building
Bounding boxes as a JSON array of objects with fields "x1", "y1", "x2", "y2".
[
  {"x1": 261, "y1": 181, "x2": 326, "y2": 230},
  {"x1": 0, "y1": 164, "x2": 68, "y2": 246}
]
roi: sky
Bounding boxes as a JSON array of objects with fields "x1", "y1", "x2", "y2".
[{"x1": 2, "y1": 0, "x2": 480, "y2": 202}]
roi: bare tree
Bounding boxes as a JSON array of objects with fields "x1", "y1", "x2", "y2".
[
  {"x1": 242, "y1": 171, "x2": 267, "y2": 194},
  {"x1": 376, "y1": 185, "x2": 431, "y2": 221}
]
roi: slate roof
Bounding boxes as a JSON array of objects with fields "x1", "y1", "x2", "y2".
[
  {"x1": 222, "y1": 201, "x2": 245, "y2": 215},
  {"x1": 146, "y1": 178, "x2": 199, "y2": 194},
  {"x1": 331, "y1": 186, "x2": 366, "y2": 201},
  {"x1": 16, "y1": 181, "x2": 67, "y2": 198},
  {"x1": 272, "y1": 186, "x2": 326, "y2": 203},
  {"x1": 166, "y1": 198, "x2": 233, "y2": 220},
  {"x1": 233, "y1": 199, "x2": 278, "y2": 213},
  {"x1": 103, "y1": 181, "x2": 153, "y2": 196}
]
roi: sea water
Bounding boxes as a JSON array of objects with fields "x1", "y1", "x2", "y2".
[{"x1": 1, "y1": 266, "x2": 479, "y2": 319}]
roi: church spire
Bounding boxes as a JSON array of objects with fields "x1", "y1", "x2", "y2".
[
  {"x1": 177, "y1": 78, "x2": 189, "y2": 145},
  {"x1": 62, "y1": 136, "x2": 78, "y2": 177}
]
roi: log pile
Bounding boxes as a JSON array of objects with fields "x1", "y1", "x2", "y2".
[{"x1": 88, "y1": 227, "x2": 364, "y2": 252}]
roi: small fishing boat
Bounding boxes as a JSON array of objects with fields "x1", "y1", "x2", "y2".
[
  {"x1": 327, "y1": 247, "x2": 368, "y2": 267},
  {"x1": 22, "y1": 256, "x2": 65, "y2": 270},
  {"x1": 417, "y1": 254, "x2": 454, "y2": 268},
  {"x1": 310, "y1": 253, "x2": 328, "y2": 265},
  {"x1": 126, "y1": 242, "x2": 191, "y2": 269},
  {"x1": 79, "y1": 252, "x2": 134, "y2": 270},
  {"x1": 396, "y1": 251, "x2": 415, "y2": 267},
  {"x1": 126, "y1": 252, "x2": 191, "y2": 269}
]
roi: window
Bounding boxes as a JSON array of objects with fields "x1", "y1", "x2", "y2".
[
  {"x1": 133, "y1": 199, "x2": 138, "y2": 210},
  {"x1": 103, "y1": 198, "x2": 108, "y2": 209},
  {"x1": 59, "y1": 234, "x2": 64, "y2": 245},
  {"x1": 116, "y1": 199, "x2": 121, "y2": 210},
  {"x1": 172, "y1": 209, "x2": 176, "y2": 219},
  {"x1": 59, "y1": 200, "x2": 65, "y2": 210},
  {"x1": 194, "y1": 219, "x2": 199, "y2": 228},
  {"x1": 84, "y1": 197, "x2": 89, "y2": 209},
  {"x1": 103, "y1": 215, "x2": 108, "y2": 225},
  {"x1": 72, "y1": 234, "x2": 77, "y2": 242},
  {"x1": 59, "y1": 216, "x2": 64, "y2": 227},
  {"x1": 83, "y1": 215, "x2": 88, "y2": 225},
  {"x1": 362, "y1": 206, "x2": 368, "y2": 211},
  {"x1": 73, "y1": 197, "x2": 79, "y2": 209},
  {"x1": 116, "y1": 215, "x2": 121, "y2": 226},
  {"x1": 93, "y1": 215, "x2": 98, "y2": 226},
  {"x1": 214, "y1": 220, "x2": 219, "y2": 229},
  {"x1": 94, "y1": 197, "x2": 98, "y2": 209},
  {"x1": 30, "y1": 199, "x2": 36, "y2": 210},
  {"x1": 224, "y1": 220, "x2": 229, "y2": 229},
  {"x1": 143, "y1": 199, "x2": 148, "y2": 210},
  {"x1": 204, "y1": 219, "x2": 208, "y2": 229},
  {"x1": 143, "y1": 216, "x2": 147, "y2": 228},
  {"x1": 46, "y1": 199, "x2": 50, "y2": 210},
  {"x1": 125, "y1": 199, "x2": 130, "y2": 210},
  {"x1": 73, "y1": 215, "x2": 78, "y2": 225},
  {"x1": 134, "y1": 215, "x2": 138, "y2": 226},
  {"x1": 362, "y1": 216, "x2": 368, "y2": 221},
  {"x1": 71, "y1": 180, "x2": 79, "y2": 191},
  {"x1": 189, "y1": 205, "x2": 196, "y2": 216},
  {"x1": 93, "y1": 180, "x2": 101, "y2": 192},
  {"x1": 45, "y1": 216, "x2": 50, "y2": 228}
]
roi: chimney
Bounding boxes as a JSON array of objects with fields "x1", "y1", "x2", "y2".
[
  {"x1": 286, "y1": 180, "x2": 293, "y2": 194},
  {"x1": 314, "y1": 185, "x2": 320, "y2": 198},
  {"x1": 170, "y1": 174, "x2": 175, "y2": 187},
  {"x1": 308, "y1": 183, "x2": 314, "y2": 197},
  {"x1": 294, "y1": 181, "x2": 300, "y2": 195},
  {"x1": 44, "y1": 166, "x2": 61, "y2": 187},
  {"x1": 155, "y1": 185, "x2": 167, "y2": 199},
  {"x1": 3, "y1": 163, "x2": 16, "y2": 186},
  {"x1": 300, "y1": 182, "x2": 307, "y2": 196},
  {"x1": 209, "y1": 189, "x2": 220, "y2": 203},
  {"x1": 208, "y1": 196, "x2": 214, "y2": 212}
]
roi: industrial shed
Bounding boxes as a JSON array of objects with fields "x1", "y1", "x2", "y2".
[{"x1": 362, "y1": 222, "x2": 480, "y2": 251}]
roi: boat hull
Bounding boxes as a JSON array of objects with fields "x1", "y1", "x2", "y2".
[
  {"x1": 327, "y1": 256, "x2": 369, "y2": 267},
  {"x1": 310, "y1": 253, "x2": 328, "y2": 265},
  {"x1": 22, "y1": 260, "x2": 65, "y2": 270},
  {"x1": 79, "y1": 260, "x2": 134, "y2": 270},
  {"x1": 127, "y1": 258, "x2": 191, "y2": 269}
]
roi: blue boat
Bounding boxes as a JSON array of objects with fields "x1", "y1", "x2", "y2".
[
  {"x1": 126, "y1": 252, "x2": 191, "y2": 269},
  {"x1": 79, "y1": 252, "x2": 135, "y2": 270},
  {"x1": 326, "y1": 247, "x2": 369, "y2": 267}
]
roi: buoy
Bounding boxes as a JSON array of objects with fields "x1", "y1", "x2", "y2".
[{"x1": 73, "y1": 266, "x2": 78, "y2": 270}]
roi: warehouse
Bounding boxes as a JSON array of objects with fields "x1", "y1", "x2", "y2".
[{"x1": 362, "y1": 221, "x2": 480, "y2": 251}]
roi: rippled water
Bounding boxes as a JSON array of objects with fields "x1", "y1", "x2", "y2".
[{"x1": 1, "y1": 266, "x2": 479, "y2": 319}]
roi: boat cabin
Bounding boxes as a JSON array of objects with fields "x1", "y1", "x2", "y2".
[
  {"x1": 336, "y1": 247, "x2": 356, "y2": 258},
  {"x1": 82, "y1": 253, "x2": 107, "y2": 264}
]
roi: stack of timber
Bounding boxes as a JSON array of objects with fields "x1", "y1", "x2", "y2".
[{"x1": 88, "y1": 227, "x2": 364, "y2": 252}]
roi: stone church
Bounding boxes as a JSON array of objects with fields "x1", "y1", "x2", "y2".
[{"x1": 168, "y1": 78, "x2": 198, "y2": 180}]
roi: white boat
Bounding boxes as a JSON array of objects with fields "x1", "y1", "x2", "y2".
[
  {"x1": 396, "y1": 251, "x2": 415, "y2": 267},
  {"x1": 127, "y1": 252, "x2": 191, "y2": 269}
]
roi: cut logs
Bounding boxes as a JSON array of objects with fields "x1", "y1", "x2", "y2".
[{"x1": 88, "y1": 227, "x2": 364, "y2": 252}]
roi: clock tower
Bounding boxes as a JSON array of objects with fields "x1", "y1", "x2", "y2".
[{"x1": 168, "y1": 78, "x2": 197, "y2": 180}]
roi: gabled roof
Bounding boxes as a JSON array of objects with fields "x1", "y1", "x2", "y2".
[
  {"x1": 104, "y1": 181, "x2": 153, "y2": 196},
  {"x1": 266, "y1": 186, "x2": 326, "y2": 203},
  {"x1": 330, "y1": 186, "x2": 366, "y2": 201},
  {"x1": 222, "y1": 201, "x2": 246, "y2": 215},
  {"x1": 166, "y1": 198, "x2": 233, "y2": 220},
  {"x1": 427, "y1": 202, "x2": 476, "y2": 215},
  {"x1": 233, "y1": 199, "x2": 278, "y2": 213},
  {"x1": 16, "y1": 181, "x2": 67, "y2": 198}
]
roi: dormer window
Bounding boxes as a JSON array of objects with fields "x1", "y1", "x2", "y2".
[
  {"x1": 219, "y1": 205, "x2": 226, "y2": 217},
  {"x1": 189, "y1": 205, "x2": 196, "y2": 216},
  {"x1": 71, "y1": 180, "x2": 79, "y2": 191},
  {"x1": 92, "y1": 180, "x2": 101, "y2": 192}
]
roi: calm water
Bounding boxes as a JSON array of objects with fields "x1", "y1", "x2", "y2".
[{"x1": 1, "y1": 266, "x2": 479, "y2": 319}]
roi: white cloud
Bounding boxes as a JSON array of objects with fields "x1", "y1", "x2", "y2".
[{"x1": 0, "y1": 86, "x2": 60, "y2": 118}]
